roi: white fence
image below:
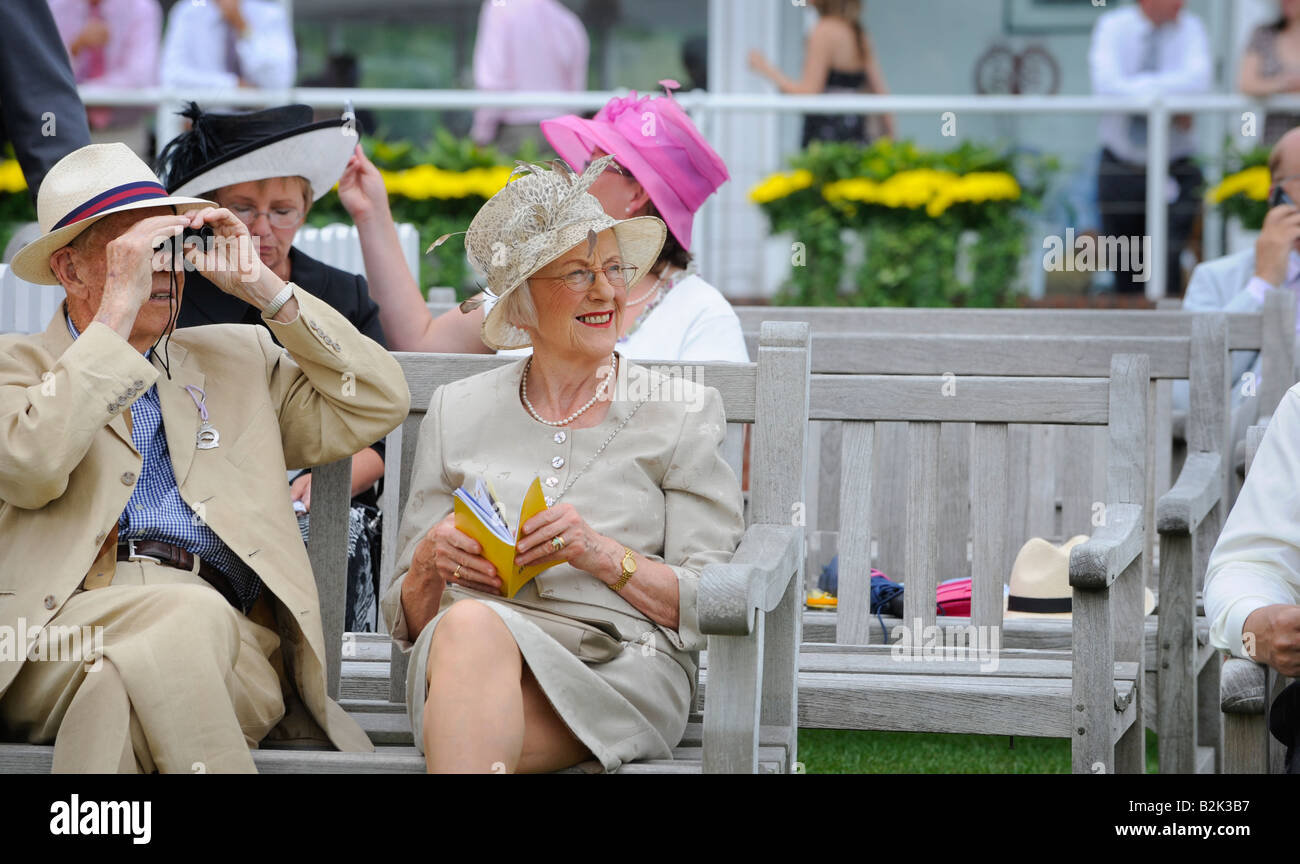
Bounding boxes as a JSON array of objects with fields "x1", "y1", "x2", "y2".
[{"x1": 295, "y1": 222, "x2": 421, "y2": 284}]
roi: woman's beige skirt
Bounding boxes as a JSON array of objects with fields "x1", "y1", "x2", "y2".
[{"x1": 406, "y1": 591, "x2": 693, "y2": 772}]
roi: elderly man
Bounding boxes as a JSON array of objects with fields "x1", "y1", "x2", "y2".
[
  {"x1": 0, "y1": 143, "x2": 410, "y2": 772},
  {"x1": 1175, "y1": 128, "x2": 1300, "y2": 470},
  {"x1": 1205, "y1": 384, "x2": 1300, "y2": 680}
]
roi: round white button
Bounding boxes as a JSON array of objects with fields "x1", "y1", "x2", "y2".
[
  {"x1": 553, "y1": 431, "x2": 566, "y2": 444},
  {"x1": 544, "y1": 476, "x2": 559, "y2": 488},
  {"x1": 551, "y1": 456, "x2": 565, "y2": 469}
]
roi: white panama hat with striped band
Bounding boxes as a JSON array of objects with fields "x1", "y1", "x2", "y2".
[{"x1": 11, "y1": 143, "x2": 214, "y2": 285}]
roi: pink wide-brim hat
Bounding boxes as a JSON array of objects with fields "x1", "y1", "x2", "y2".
[{"x1": 541, "y1": 88, "x2": 728, "y2": 250}]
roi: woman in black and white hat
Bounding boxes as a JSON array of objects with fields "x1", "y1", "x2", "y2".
[{"x1": 156, "y1": 102, "x2": 395, "y2": 632}]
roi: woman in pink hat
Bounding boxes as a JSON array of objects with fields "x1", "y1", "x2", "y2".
[{"x1": 355, "y1": 87, "x2": 749, "y2": 363}]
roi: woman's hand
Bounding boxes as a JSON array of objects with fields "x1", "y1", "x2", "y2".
[
  {"x1": 422, "y1": 513, "x2": 503, "y2": 595},
  {"x1": 338, "y1": 145, "x2": 391, "y2": 227},
  {"x1": 290, "y1": 473, "x2": 312, "y2": 513},
  {"x1": 514, "y1": 503, "x2": 622, "y2": 584},
  {"x1": 748, "y1": 49, "x2": 774, "y2": 79}
]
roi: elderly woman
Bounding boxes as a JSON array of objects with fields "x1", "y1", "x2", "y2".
[
  {"x1": 157, "y1": 102, "x2": 392, "y2": 631},
  {"x1": 381, "y1": 157, "x2": 745, "y2": 773},
  {"x1": 352, "y1": 86, "x2": 749, "y2": 363}
]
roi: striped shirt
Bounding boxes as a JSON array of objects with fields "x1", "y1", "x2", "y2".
[{"x1": 68, "y1": 317, "x2": 262, "y2": 611}]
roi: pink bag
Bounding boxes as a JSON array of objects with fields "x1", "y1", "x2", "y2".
[{"x1": 936, "y1": 578, "x2": 972, "y2": 617}]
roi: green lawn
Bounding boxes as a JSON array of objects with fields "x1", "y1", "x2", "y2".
[{"x1": 798, "y1": 728, "x2": 1159, "y2": 773}]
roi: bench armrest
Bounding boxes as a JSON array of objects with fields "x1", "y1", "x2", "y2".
[
  {"x1": 698, "y1": 524, "x2": 802, "y2": 636},
  {"x1": 1069, "y1": 502, "x2": 1143, "y2": 590},
  {"x1": 1156, "y1": 451, "x2": 1222, "y2": 534},
  {"x1": 1220, "y1": 656, "x2": 1267, "y2": 714}
]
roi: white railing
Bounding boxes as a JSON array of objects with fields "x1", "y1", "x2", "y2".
[{"x1": 73, "y1": 85, "x2": 1300, "y2": 299}]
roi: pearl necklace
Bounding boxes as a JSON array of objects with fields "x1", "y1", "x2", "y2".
[{"x1": 521, "y1": 353, "x2": 617, "y2": 427}]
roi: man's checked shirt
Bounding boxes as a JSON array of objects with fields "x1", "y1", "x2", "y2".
[{"x1": 67, "y1": 316, "x2": 262, "y2": 611}]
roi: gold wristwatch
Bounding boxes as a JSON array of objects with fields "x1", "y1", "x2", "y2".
[{"x1": 611, "y1": 547, "x2": 636, "y2": 592}]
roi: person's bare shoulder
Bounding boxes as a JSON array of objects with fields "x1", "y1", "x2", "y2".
[{"x1": 809, "y1": 17, "x2": 863, "y2": 67}]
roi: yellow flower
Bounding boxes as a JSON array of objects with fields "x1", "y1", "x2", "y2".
[
  {"x1": 1208, "y1": 165, "x2": 1270, "y2": 204},
  {"x1": 749, "y1": 169, "x2": 814, "y2": 204},
  {"x1": 819, "y1": 168, "x2": 1020, "y2": 216},
  {"x1": 0, "y1": 159, "x2": 28, "y2": 195},
  {"x1": 377, "y1": 163, "x2": 512, "y2": 200}
]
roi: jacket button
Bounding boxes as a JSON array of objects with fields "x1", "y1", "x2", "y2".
[
  {"x1": 553, "y1": 431, "x2": 566, "y2": 444},
  {"x1": 551, "y1": 456, "x2": 565, "y2": 469},
  {"x1": 43, "y1": 595, "x2": 56, "y2": 610},
  {"x1": 120, "y1": 471, "x2": 136, "y2": 485},
  {"x1": 107, "y1": 403, "x2": 117, "y2": 413},
  {"x1": 133, "y1": 379, "x2": 144, "y2": 389}
]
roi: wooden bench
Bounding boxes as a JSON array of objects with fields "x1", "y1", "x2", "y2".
[
  {"x1": 0, "y1": 325, "x2": 812, "y2": 774},
  {"x1": 738, "y1": 297, "x2": 1296, "y2": 580},
  {"x1": 795, "y1": 354, "x2": 1152, "y2": 772},
  {"x1": 322, "y1": 321, "x2": 814, "y2": 773},
  {"x1": 762, "y1": 323, "x2": 1229, "y2": 772},
  {"x1": 1218, "y1": 422, "x2": 1297, "y2": 773}
]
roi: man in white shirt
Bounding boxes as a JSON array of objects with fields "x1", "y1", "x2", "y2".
[
  {"x1": 159, "y1": 0, "x2": 294, "y2": 91},
  {"x1": 1205, "y1": 381, "x2": 1300, "y2": 678},
  {"x1": 1089, "y1": 0, "x2": 1212, "y2": 295}
]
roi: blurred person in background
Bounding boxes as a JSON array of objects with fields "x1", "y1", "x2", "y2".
[
  {"x1": 160, "y1": 0, "x2": 295, "y2": 91},
  {"x1": 469, "y1": 0, "x2": 589, "y2": 156},
  {"x1": 748, "y1": 0, "x2": 895, "y2": 145},
  {"x1": 156, "y1": 103, "x2": 390, "y2": 632},
  {"x1": 357, "y1": 87, "x2": 748, "y2": 364},
  {"x1": 1089, "y1": 0, "x2": 1210, "y2": 295},
  {"x1": 48, "y1": 0, "x2": 161, "y2": 157},
  {"x1": 1239, "y1": 0, "x2": 1300, "y2": 146},
  {"x1": 0, "y1": 0, "x2": 92, "y2": 202}
]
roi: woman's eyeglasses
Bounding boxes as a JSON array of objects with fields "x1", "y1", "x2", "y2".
[
  {"x1": 227, "y1": 204, "x2": 303, "y2": 230},
  {"x1": 541, "y1": 264, "x2": 639, "y2": 291},
  {"x1": 583, "y1": 158, "x2": 631, "y2": 178}
]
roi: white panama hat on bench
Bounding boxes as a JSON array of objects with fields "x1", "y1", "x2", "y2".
[{"x1": 1004, "y1": 534, "x2": 1155, "y2": 619}]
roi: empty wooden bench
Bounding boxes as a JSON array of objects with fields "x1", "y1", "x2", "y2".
[{"x1": 796, "y1": 354, "x2": 1153, "y2": 772}]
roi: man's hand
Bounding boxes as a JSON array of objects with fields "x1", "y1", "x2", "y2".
[
  {"x1": 1254, "y1": 203, "x2": 1300, "y2": 287},
  {"x1": 182, "y1": 207, "x2": 292, "y2": 318},
  {"x1": 93, "y1": 214, "x2": 192, "y2": 341},
  {"x1": 1243, "y1": 604, "x2": 1300, "y2": 677},
  {"x1": 338, "y1": 146, "x2": 390, "y2": 226},
  {"x1": 72, "y1": 18, "x2": 110, "y2": 55},
  {"x1": 216, "y1": 0, "x2": 247, "y2": 35}
]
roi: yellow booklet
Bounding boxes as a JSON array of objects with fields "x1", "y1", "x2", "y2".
[{"x1": 452, "y1": 476, "x2": 559, "y2": 598}]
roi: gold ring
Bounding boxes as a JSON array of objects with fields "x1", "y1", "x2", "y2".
[
  {"x1": 454, "y1": 563, "x2": 463, "y2": 580},
  {"x1": 552, "y1": 535, "x2": 565, "y2": 551}
]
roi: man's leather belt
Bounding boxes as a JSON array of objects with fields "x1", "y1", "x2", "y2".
[{"x1": 116, "y1": 539, "x2": 243, "y2": 611}]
